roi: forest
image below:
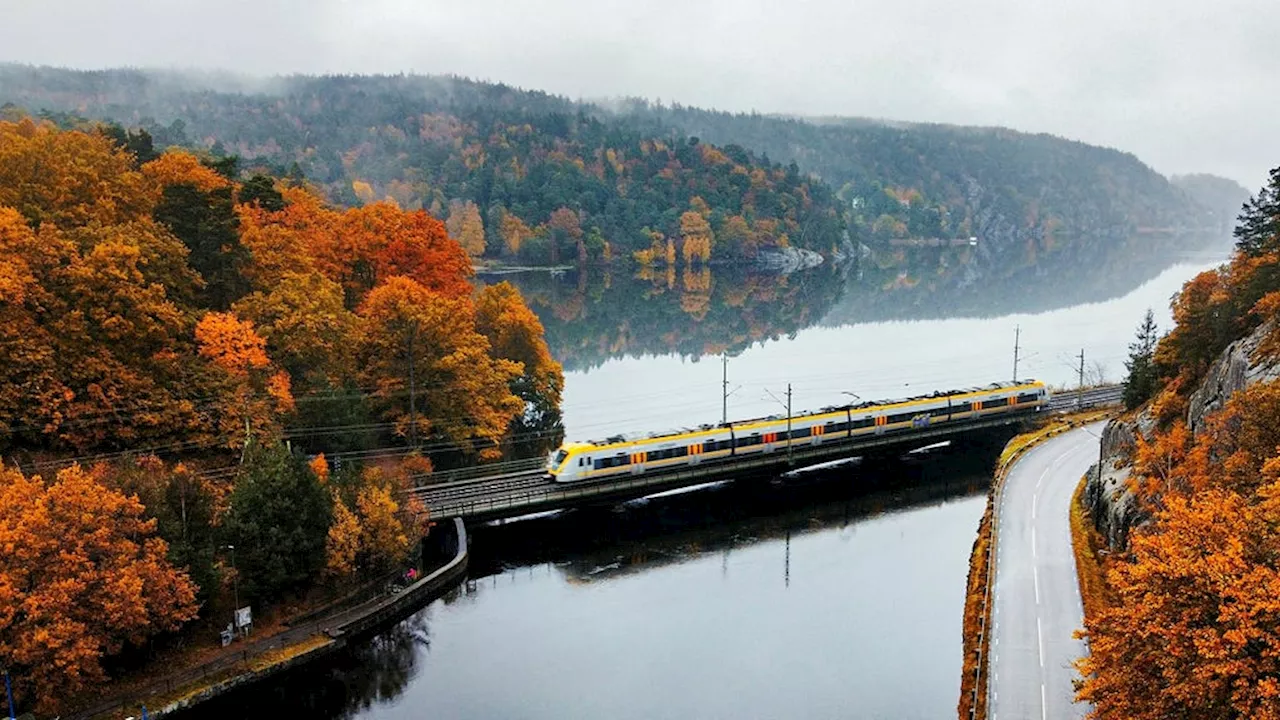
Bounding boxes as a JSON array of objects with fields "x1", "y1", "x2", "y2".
[
  {"x1": 0, "y1": 116, "x2": 563, "y2": 713},
  {"x1": 1080, "y1": 167, "x2": 1280, "y2": 718},
  {"x1": 0, "y1": 66, "x2": 846, "y2": 268},
  {"x1": 619, "y1": 101, "x2": 1244, "y2": 246},
  {"x1": 0, "y1": 64, "x2": 1242, "y2": 276}
]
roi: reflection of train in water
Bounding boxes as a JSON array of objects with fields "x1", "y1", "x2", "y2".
[{"x1": 547, "y1": 380, "x2": 1049, "y2": 483}]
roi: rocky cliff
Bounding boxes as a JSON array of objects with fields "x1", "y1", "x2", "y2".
[
  {"x1": 1085, "y1": 320, "x2": 1280, "y2": 549},
  {"x1": 1187, "y1": 319, "x2": 1280, "y2": 433}
]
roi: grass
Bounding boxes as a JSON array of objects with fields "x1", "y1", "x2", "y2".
[{"x1": 1070, "y1": 475, "x2": 1113, "y2": 623}]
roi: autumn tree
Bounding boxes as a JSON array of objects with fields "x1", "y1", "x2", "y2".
[
  {"x1": 322, "y1": 202, "x2": 473, "y2": 305},
  {"x1": 195, "y1": 311, "x2": 295, "y2": 448},
  {"x1": 232, "y1": 272, "x2": 359, "y2": 389},
  {"x1": 475, "y1": 282, "x2": 566, "y2": 454},
  {"x1": 0, "y1": 117, "x2": 154, "y2": 229},
  {"x1": 498, "y1": 208, "x2": 534, "y2": 257},
  {"x1": 680, "y1": 210, "x2": 714, "y2": 265},
  {"x1": 446, "y1": 199, "x2": 487, "y2": 257},
  {"x1": 547, "y1": 207, "x2": 582, "y2": 265},
  {"x1": 718, "y1": 214, "x2": 755, "y2": 258},
  {"x1": 221, "y1": 442, "x2": 332, "y2": 603},
  {"x1": 1123, "y1": 309, "x2": 1160, "y2": 410},
  {"x1": 1078, "y1": 484, "x2": 1280, "y2": 720},
  {"x1": 325, "y1": 496, "x2": 362, "y2": 579},
  {"x1": 325, "y1": 459, "x2": 427, "y2": 579},
  {"x1": 358, "y1": 277, "x2": 522, "y2": 457},
  {"x1": 104, "y1": 456, "x2": 224, "y2": 606},
  {"x1": 0, "y1": 465, "x2": 199, "y2": 713}
]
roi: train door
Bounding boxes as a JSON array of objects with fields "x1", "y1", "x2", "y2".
[{"x1": 630, "y1": 450, "x2": 645, "y2": 475}]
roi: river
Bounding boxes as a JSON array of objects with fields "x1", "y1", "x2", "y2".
[{"x1": 182, "y1": 236, "x2": 1229, "y2": 719}]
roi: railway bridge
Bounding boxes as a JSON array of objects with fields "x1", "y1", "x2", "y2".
[{"x1": 411, "y1": 385, "x2": 1121, "y2": 523}]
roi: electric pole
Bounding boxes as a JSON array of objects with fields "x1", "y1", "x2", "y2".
[
  {"x1": 1077, "y1": 348, "x2": 1086, "y2": 410},
  {"x1": 408, "y1": 319, "x2": 419, "y2": 448},
  {"x1": 1012, "y1": 325, "x2": 1021, "y2": 383},
  {"x1": 786, "y1": 383, "x2": 793, "y2": 465},
  {"x1": 722, "y1": 354, "x2": 729, "y2": 425}
]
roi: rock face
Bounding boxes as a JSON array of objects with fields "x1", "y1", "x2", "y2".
[
  {"x1": 1187, "y1": 319, "x2": 1280, "y2": 433},
  {"x1": 755, "y1": 246, "x2": 825, "y2": 274},
  {"x1": 1089, "y1": 320, "x2": 1280, "y2": 549},
  {"x1": 1084, "y1": 409, "x2": 1154, "y2": 550}
]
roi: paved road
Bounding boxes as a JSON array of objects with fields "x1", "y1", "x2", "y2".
[{"x1": 989, "y1": 424, "x2": 1101, "y2": 720}]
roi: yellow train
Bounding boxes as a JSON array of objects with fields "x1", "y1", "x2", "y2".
[{"x1": 547, "y1": 380, "x2": 1049, "y2": 482}]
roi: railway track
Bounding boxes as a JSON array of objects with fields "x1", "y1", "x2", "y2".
[
  {"x1": 1048, "y1": 384, "x2": 1122, "y2": 411},
  {"x1": 412, "y1": 469, "x2": 553, "y2": 507}
]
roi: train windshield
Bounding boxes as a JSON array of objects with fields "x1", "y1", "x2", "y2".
[{"x1": 549, "y1": 449, "x2": 569, "y2": 470}]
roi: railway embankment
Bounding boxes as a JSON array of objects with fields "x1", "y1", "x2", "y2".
[{"x1": 78, "y1": 518, "x2": 470, "y2": 720}]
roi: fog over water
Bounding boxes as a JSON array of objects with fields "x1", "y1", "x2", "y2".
[{"x1": 2, "y1": 1, "x2": 1277, "y2": 186}]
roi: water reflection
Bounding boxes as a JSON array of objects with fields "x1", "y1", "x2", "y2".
[
  {"x1": 177, "y1": 446, "x2": 1001, "y2": 720},
  {"x1": 828, "y1": 232, "x2": 1232, "y2": 324},
  {"x1": 489, "y1": 263, "x2": 848, "y2": 373},
  {"x1": 492, "y1": 231, "x2": 1230, "y2": 375}
]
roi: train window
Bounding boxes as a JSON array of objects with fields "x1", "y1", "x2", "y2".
[
  {"x1": 953, "y1": 402, "x2": 972, "y2": 413},
  {"x1": 929, "y1": 406, "x2": 951, "y2": 417},
  {"x1": 737, "y1": 435, "x2": 762, "y2": 447},
  {"x1": 789, "y1": 427, "x2": 811, "y2": 440},
  {"x1": 986, "y1": 398, "x2": 1009, "y2": 409},
  {"x1": 1016, "y1": 393, "x2": 1039, "y2": 404},
  {"x1": 851, "y1": 418, "x2": 874, "y2": 429},
  {"x1": 888, "y1": 412, "x2": 914, "y2": 424}
]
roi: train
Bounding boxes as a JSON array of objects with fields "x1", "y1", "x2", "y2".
[{"x1": 546, "y1": 380, "x2": 1049, "y2": 483}]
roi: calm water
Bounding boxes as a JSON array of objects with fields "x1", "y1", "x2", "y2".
[{"x1": 186, "y1": 237, "x2": 1229, "y2": 719}]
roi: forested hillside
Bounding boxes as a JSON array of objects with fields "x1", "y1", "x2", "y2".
[
  {"x1": 621, "y1": 102, "x2": 1239, "y2": 251},
  {"x1": 0, "y1": 65, "x2": 1234, "y2": 275},
  {"x1": 0, "y1": 66, "x2": 845, "y2": 266}
]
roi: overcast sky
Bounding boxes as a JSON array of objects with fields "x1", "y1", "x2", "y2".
[{"x1": 1, "y1": 0, "x2": 1275, "y2": 188}]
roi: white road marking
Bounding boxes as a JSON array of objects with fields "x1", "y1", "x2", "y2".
[
  {"x1": 1038, "y1": 616, "x2": 1044, "y2": 667},
  {"x1": 1034, "y1": 565, "x2": 1040, "y2": 606},
  {"x1": 1042, "y1": 683, "x2": 1048, "y2": 720}
]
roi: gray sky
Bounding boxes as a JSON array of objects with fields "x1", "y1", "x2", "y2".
[{"x1": 2, "y1": 0, "x2": 1275, "y2": 188}]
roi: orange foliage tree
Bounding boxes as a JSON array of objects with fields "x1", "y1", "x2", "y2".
[
  {"x1": 475, "y1": 282, "x2": 565, "y2": 451},
  {"x1": 446, "y1": 199, "x2": 487, "y2": 257},
  {"x1": 357, "y1": 277, "x2": 522, "y2": 457},
  {"x1": 195, "y1": 312, "x2": 295, "y2": 448},
  {"x1": 0, "y1": 465, "x2": 199, "y2": 713},
  {"x1": 1078, "y1": 484, "x2": 1280, "y2": 720},
  {"x1": 0, "y1": 118, "x2": 154, "y2": 229}
]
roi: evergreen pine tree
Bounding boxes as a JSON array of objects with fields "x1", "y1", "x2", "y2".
[
  {"x1": 1235, "y1": 166, "x2": 1280, "y2": 257},
  {"x1": 222, "y1": 442, "x2": 333, "y2": 603},
  {"x1": 1123, "y1": 309, "x2": 1160, "y2": 410}
]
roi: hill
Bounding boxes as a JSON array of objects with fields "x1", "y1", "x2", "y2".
[
  {"x1": 0, "y1": 66, "x2": 844, "y2": 266},
  {"x1": 619, "y1": 101, "x2": 1231, "y2": 263},
  {"x1": 0, "y1": 65, "x2": 1231, "y2": 276}
]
